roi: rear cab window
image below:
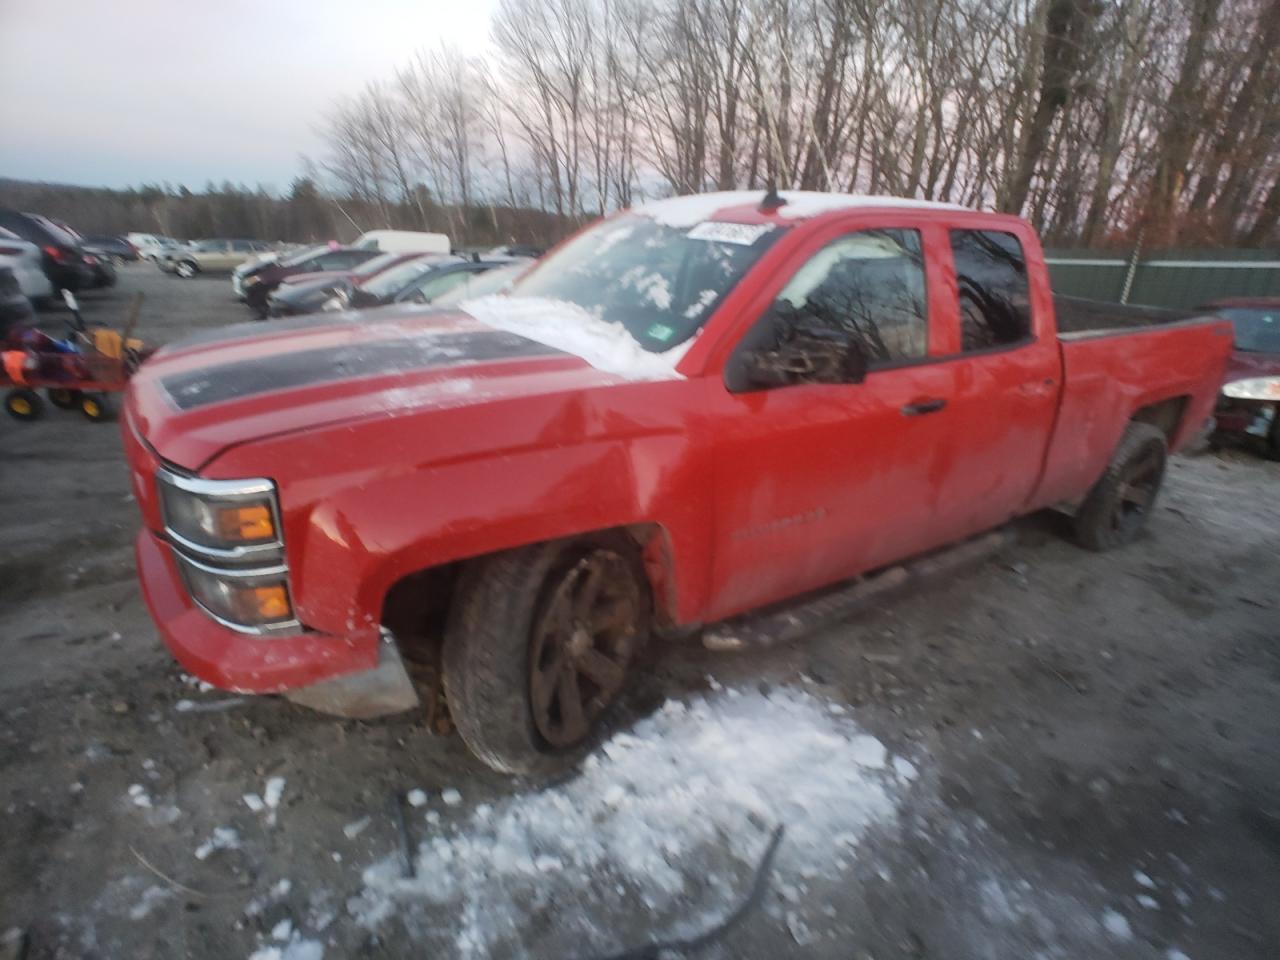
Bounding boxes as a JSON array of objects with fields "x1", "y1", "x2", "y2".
[{"x1": 950, "y1": 229, "x2": 1033, "y2": 351}]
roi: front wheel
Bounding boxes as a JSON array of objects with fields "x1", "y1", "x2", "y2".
[
  {"x1": 443, "y1": 534, "x2": 648, "y2": 775},
  {"x1": 175, "y1": 260, "x2": 198, "y2": 279},
  {"x1": 1074, "y1": 422, "x2": 1168, "y2": 550}
]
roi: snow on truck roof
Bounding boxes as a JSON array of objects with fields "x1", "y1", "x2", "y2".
[{"x1": 633, "y1": 190, "x2": 970, "y2": 227}]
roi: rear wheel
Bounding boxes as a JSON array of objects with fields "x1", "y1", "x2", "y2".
[
  {"x1": 48, "y1": 387, "x2": 81, "y2": 410},
  {"x1": 1074, "y1": 422, "x2": 1168, "y2": 550},
  {"x1": 5, "y1": 388, "x2": 43, "y2": 421},
  {"x1": 80, "y1": 392, "x2": 116, "y2": 422},
  {"x1": 443, "y1": 534, "x2": 648, "y2": 775},
  {"x1": 1267, "y1": 415, "x2": 1280, "y2": 462},
  {"x1": 175, "y1": 260, "x2": 198, "y2": 279}
]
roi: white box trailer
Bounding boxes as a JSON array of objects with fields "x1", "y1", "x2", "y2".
[{"x1": 354, "y1": 230, "x2": 451, "y2": 255}]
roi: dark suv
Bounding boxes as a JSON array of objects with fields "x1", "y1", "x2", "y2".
[{"x1": 0, "y1": 210, "x2": 95, "y2": 292}]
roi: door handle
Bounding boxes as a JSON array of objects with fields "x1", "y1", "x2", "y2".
[{"x1": 901, "y1": 398, "x2": 947, "y2": 416}]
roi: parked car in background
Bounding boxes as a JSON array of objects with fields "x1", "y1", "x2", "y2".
[
  {"x1": 486, "y1": 243, "x2": 544, "y2": 259},
  {"x1": 1200, "y1": 298, "x2": 1280, "y2": 458},
  {"x1": 0, "y1": 266, "x2": 35, "y2": 331},
  {"x1": 241, "y1": 245, "x2": 381, "y2": 316},
  {"x1": 82, "y1": 235, "x2": 140, "y2": 263},
  {"x1": 127, "y1": 234, "x2": 183, "y2": 261},
  {"x1": 353, "y1": 230, "x2": 451, "y2": 254},
  {"x1": 269, "y1": 255, "x2": 510, "y2": 317},
  {"x1": 0, "y1": 210, "x2": 95, "y2": 292},
  {"x1": 163, "y1": 239, "x2": 273, "y2": 278},
  {"x1": 0, "y1": 227, "x2": 55, "y2": 303},
  {"x1": 261, "y1": 252, "x2": 423, "y2": 315},
  {"x1": 84, "y1": 253, "x2": 117, "y2": 288},
  {"x1": 430, "y1": 258, "x2": 535, "y2": 306}
]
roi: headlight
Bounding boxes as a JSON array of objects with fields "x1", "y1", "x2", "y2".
[
  {"x1": 1222, "y1": 377, "x2": 1280, "y2": 401},
  {"x1": 175, "y1": 553, "x2": 295, "y2": 631},
  {"x1": 243, "y1": 275, "x2": 261, "y2": 287},
  {"x1": 157, "y1": 471, "x2": 282, "y2": 559},
  {"x1": 157, "y1": 470, "x2": 297, "y2": 633}
]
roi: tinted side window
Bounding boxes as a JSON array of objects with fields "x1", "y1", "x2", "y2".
[
  {"x1": 231, "y1": 240, "x2": 253, "y2": 252},
  {"x1": 950, "y1": 230, "x2": 1032, "y2": 351},
  {"x1": 771, "y1": 228, "x2": 928, "y2": 365}
]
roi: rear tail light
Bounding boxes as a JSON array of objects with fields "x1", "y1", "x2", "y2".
[
  {"x1": 0, "y1": 245, "x2": 23, "y2": 256},
  {"x1": 43, "y1": 244, "x2": 68, "y2": 264}
]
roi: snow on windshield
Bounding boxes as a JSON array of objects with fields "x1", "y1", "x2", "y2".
[
  {"x1": 505, "y1": 214, "x2": 779, "y2": 360},
  {"x1": 460, "y1": 294, "x2": 692, "y2": 379}
]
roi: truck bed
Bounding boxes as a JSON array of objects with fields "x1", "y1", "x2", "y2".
[{"x1": 1053, "y1": 295, "x2": 1196, "y2": 336}]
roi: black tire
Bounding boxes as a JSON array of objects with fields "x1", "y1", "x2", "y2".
[
  {"x1": 442, "y1": 533, "x2": 649, "y2": 776},
  {"x1": 5, "y1": 388, "x2": 43, "y2": 421},
  {"x1": 1074, "y1": 422, "x2": 1168, "y2": 551},
  {"x1": 80, "y1": 392, "x2": 116, "y2": 422},
  {"x1": 47, "y1": 387, "x2": 81, "y2": 410},
  {"x1": 175, "y1": 260, "x2": 199, "y2": 279}
]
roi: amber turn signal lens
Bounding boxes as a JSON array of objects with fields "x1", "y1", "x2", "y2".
[
  {"x1": 215, "y1": 504, "x2": 275, "y2": 542},
  {"x1": 246, "y1": 585, "x2": 291, "y2": 620}
]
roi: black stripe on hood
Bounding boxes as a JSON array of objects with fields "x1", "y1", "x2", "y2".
[{"x1": 161, "y1": 330, "x2": 564, "y2": 411}]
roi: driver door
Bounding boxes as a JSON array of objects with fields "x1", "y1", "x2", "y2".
[{"x1": 704, "y1": 224, "x2": 959, "y2": 620}]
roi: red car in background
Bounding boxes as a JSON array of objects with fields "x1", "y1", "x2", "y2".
[{"x1": 1200, "y1": 298, "x2": 1280, "y2": 459}]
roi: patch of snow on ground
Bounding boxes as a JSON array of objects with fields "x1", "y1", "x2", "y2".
[
  {"x1": 247, "y1": 939, "x2": 324, "y2": 960},
  {"x1": 460, "y1": 295, "x2": 688, "y2": 380},
  {"x1": 195, "y1": 827, "x2": 240, "y2": 861},
  {"x1": 351, "y1": 686, "x2": 911, "y2": 957},
  {"x1": 407, "y1": 789, "x2": 427, "y2": 807},
  {"x1": 1134, "y1": 869, "x2": 1155, "y2": 888},
  {"x1": 128, "y1": 885, "x2": 173, "y2": 920},
  {"x1": 127, "y1": 784, "x2": 152, "y2": 809},
  {"x1": 1101, "y1": 908, "x2": 1132, "y2": 940}
]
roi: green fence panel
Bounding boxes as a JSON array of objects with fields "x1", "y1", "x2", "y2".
[{"x1": 1045, "y1": 249, "x2": 1280, "y2": 310}]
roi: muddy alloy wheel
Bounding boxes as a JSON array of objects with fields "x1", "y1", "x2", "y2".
[
  {"x1": 175, "y1": 260, "x2": 197, "y2": 279},
  {"x1": 442, "y1": 534, "x2": 649, "y2": 775},
  {"x1": 528, "y1": 551, "x2": 641, "y2": 749},
  {"x1": 1074, "y1": 422, "x2": 1168, "y2": 551},
  {"x1": 5, "y1": 388, "x2": 43, "y2": 421}
]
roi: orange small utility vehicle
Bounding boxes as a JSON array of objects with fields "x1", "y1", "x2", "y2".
[{"x1": 2, "y1": 290, "x2": 153, "y2": 422}]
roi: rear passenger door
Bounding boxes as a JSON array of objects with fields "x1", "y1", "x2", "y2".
[{"x1": 929, "y1": 227, "x2": 1060, "y2": 543}]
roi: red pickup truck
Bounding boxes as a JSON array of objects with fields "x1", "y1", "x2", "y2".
[{"x1": 122, "y1": 191, "x2": 1232, "y2": 774}]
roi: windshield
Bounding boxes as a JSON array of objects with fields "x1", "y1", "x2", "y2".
[
  {"x1": 359, "y1": 256, "x2": 449, "y2": 298},
  {"x1": 351, "y1": 252, "x2": 401, "y2": 279},
  {"x1": 1218, "y1": 307, "x2": 1280, "y2": 353},
  {"x1": 510, "y1": 213, "x2": 782, "y2": 352},
  {"x1": 280, "y1": 244, "x2": 329, "y2": 267}
]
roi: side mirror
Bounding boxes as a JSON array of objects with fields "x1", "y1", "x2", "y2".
[{"x1": 741, "y1": 334, "x2": 868, "y2": 390}]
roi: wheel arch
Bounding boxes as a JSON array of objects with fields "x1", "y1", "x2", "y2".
[{"x1": 1129, "y1": 394, "x2": 1190, "y2": 447}]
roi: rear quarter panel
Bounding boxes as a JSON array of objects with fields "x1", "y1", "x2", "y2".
[{"x1": 1031, "y1": 318, "x2": 1233, "y2": 509}]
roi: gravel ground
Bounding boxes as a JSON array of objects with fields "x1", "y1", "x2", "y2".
[{"x1": 1, "y1": 267, "x2": 1278, "y2": 959}]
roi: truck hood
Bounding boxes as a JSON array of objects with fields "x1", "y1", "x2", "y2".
[{"x1": 126, "y1": 304, "x2": 624, "y2": 470}]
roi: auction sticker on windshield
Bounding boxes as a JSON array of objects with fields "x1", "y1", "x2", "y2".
[{"x1": 687, "y1": 221, "x2": 774, "y2": 245}]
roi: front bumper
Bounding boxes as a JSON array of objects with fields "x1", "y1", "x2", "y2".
[{"x1": 135, "y1": 527, "x2": 402, "y2": 704}]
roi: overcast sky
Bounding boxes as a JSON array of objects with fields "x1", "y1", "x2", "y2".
[{"x1": 0, "y1": 0, "x2": 495, "y2": 192}]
